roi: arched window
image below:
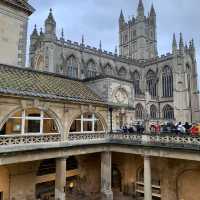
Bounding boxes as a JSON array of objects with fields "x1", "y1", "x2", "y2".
[
  {"x1": 118, "y1": 67, "x2": 126, "y2": 78},
  {"x1": 69, "y1": 113, "x2": 104, "y2": 133},
  {"x1": 104, "y1": 64, "x2": 113, "y2": 76},
  {"x1": 0, "y1": 108, "x2": 59, "y2": 135},
  {"x1": 67, "y1": 56, "x2": 78, "y2": 78},
  {"x1": 146, "y1": 70, "x2": 157, "y2": 97},
  {"x1": 87, "y1": 60, "x2": 97, "y2": 78},
  {"x1": 150, "y1": 105, "x2": 157, "y2": 119},
  {"x1": 163, "y1": 105, "x2": 174, "y2": 120},
  {"x1": 162, "y1": 66, "x2": 173, "y2": 97},
  {"x1": 133, "y1": 71, "x2": 141, "y2": 96},
  {"x1": 135, "y1": 104, "x2": 144, "y2": 119}
]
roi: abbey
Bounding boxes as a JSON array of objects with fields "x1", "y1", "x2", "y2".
[
  {"x1": 29, "y1": 0, "x2": 199, "y2": 126},
  {"x1": 0, "y1": 1, "x2": 200, "y2": 200}
]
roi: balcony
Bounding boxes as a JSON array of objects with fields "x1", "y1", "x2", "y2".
[{"x1": 0, "y1": 132, "x2": 200, "y2": 151}]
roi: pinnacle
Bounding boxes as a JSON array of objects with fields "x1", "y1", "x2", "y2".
[
  {"x1": 138, "y1": 0, "x2": 144, "y2": 9},
  {"x1": 150, "y1": 3, "x2": 156, "y2": 16}
]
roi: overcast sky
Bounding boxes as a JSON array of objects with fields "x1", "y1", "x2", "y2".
[{"x1": 28, "y1": 0, "x2": 200, "y2": 85}]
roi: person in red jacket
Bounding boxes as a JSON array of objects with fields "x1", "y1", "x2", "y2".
[{"x1": 190, "y1": 124, "x2": 199, "y2": 136}]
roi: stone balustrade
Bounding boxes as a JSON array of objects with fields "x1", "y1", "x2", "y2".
[
  {"x1": 0, "y1": 132, "x2": 200, "y2": 151},
  {"x1": 0, "y1": 133, "x2": 61, "y2": 146}
]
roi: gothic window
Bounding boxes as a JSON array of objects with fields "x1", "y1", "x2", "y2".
[
  {"x1": 67, "y1": 55, "x2": 78, "y2": 78},
  {"x1": 162, "y1": 66, "x2": 173, "y2": 97},
  {"x1": 133, "y1": 71, "x2": 141, "y2": 96},
  {"x1": 150, "y1": 105, "x2": 157, "y2": 119},
  {"x1": 135, "y1": 103, "x2": 144, "y2": 119},
  {"x1": 69, "y1": 113, "x2": 104, "y2": 133},
  {"x1": 163, "y1": 105, "x2": 174, "y2": 120},
  {"x1": 87, "y1": 60, "x2": 97, "y2": 78},
  {"x1": 104, "y1": 64, "x2": 113, "y2": 76},
  {"x1": 146, "y1": 70, "x2": 157, "y2": 97},
  {"x1": 118, "y1": 67, "x2": 127, "y2": 78},
  {"x1": 0, "y1": 108, "x2": 59, "y2": 135}
]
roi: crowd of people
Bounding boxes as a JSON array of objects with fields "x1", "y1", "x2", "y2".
[{"x1": 119, "y1": 121, "x2": 200, "y2": 136}]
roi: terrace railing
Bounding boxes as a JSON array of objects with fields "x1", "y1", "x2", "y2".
[{"x1": 0, "y1": 132, "x2": 200, "y2": 151}]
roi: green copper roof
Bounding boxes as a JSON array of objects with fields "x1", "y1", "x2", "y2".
[{"x1": 0, "y1": 64, "x2": 105, "y2": 105}]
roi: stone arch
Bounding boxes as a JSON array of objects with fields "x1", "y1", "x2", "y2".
[
  {"x1": 162, "y1": 104, "x2": 174, "y2": 120},
  {"x1": 87, "y1": 59, "x2": 97, "y2": 78},
  {"x1": 66, "y1": 54, "x2": 79, "y2": 78},
  {"x1": 0, "y1": 106, "x2": 64, "y2": 136},
  {"x1": 132, "y1": 70, "x2": 141, "y2": 95},
  {"x1": 146, "y1": 70, "x2": 157, "y2": 97},
  {"x1": 176, "y1": 168, "x2": 200, "y2": 200},
  {"x1": 104, "y1": 63, "x2": 113, "y2": 76},
  {"x1": 135, "y1": 103, "x2": 144, "y2": 119},
  {"x1": 162, "y1": 65, "x2": 173, "y2": 97},
  {"x1": 150, "y1": 104, "x2": 157, "y2": 119},
  {"x1": 67, "y1": 111, "x2": 108, "y2": 133},
  {"x1": 118, "y1": 66, "x2": 127, "y2": 78}
]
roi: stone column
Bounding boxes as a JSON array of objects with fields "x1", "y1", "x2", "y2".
[
  {"x1": 144, "y1": 155, "x2": 152, "y2": 200},
  {"x1": 101, "y1": 151, "x2": 113, "y2": 200},
  {"x1": 55, "y1": 158, "x2": 66, "y2": 200}
]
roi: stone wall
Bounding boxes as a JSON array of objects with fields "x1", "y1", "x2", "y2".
[{"x1": 0, "y1": 3, "x2": 28, "y2": 67}]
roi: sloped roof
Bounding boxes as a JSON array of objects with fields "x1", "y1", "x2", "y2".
[
  {"x1": 2, "y1": 0, "x2": 35, "y2": 15},
  {"x1": 0, "y1": 64, "x2": 105, "y2": 105}
]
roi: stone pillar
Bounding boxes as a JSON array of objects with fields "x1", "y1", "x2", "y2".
[
  {"x1": 101, "y1": 151, "x2": 113, "y2": 200},
  {"x1": 144, "y1": 156, "x2": 152, "y2": 200},
  {"x1": 55, "y1": 158, "x2": 66, "y2": 200}
]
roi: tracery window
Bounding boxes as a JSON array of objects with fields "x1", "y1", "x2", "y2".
[
  {"x1": 146, "y1": 70, "x2": 157, "y2": 97},
  {"x1": 162, "y1": 66, "x2": 173, "y2": 97},
  {"x1": 67, "y1": 56, "x2": 78, "y2": 78},
  {"x1": 163, "y1": 105, "x2": 174, "y2": 120},
  {"x1": 69, "y1": 113, "x2": 104, "y2": 133},
  {"x1": 0, "y1": 108, "x2": 58, "y2": 135},
  {"x1": 133, "y1": 71, "x2": 141, "y2": 96},
  {"x1": 104, "y1": 64, "x2": 113, "y2": 76},
  {"x1": 87, "y1": 60, "x2": 97, "y2": 78},
  {"x1": 118, "y1": 67, "x2": 127, "y2": 78},
  {"x1": 150, "y1": 105, "x2": 157, "y2": 119},
  {"x1": 135, "y1": 104, "x2": 144, "y2": 119}
]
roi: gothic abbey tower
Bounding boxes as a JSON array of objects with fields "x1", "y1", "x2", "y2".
[{"x1": 119, "y1": 0, "x2": 157, "y2": 60}]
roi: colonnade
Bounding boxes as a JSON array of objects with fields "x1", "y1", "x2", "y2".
[{"x1": 55, "y1": 153, "x2": 152, "y2": 200}]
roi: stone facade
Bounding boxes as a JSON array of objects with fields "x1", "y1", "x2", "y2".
[
  {"x1": 0, "y1": 1, "x2": 33, "y2": 67},
  {"x1": 29, "y1": 1, "x2": 199, "y2": 127}
]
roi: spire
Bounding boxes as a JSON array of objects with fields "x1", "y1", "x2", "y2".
[
  {"x1": 45, "y1": 8, "x2": 57, "y2": 39},
  {"x1": 150, "y1": 4, "x2": 156, "y2": 16},
  {"x1": 60, "y1": 28, "x2": 65, "y2": 42},
  {"x1": 172, "y1": 33, "x2": 177, "y2": 54},
  {"x1": 115, "y1": 46, "x2": 118, "y2": 55},
  {"x1": 138, "y1": 0, "x2": 144, "y2": 10},
  {"x1": 99, "y1": 40, "x2": 102, "y2": 51},
  {"x1": 82, "y1": 34, "x2": 85, "y2": 45},
  {"x1": 137, "y1": 0, "x2": 144, "y2": 20},
  {"x1": 45, "y1": 8, "x2": 56, "y2": 25},
  {"x1": 119, "y1": 9, "x2": 125, "y2": 21},
  {"x1": 179, "y1": 32, "x2": 184, "y2": 55},
  {"x1": 31, "y1": 24, "x2": 38, "y2": 37},
  {"x1": 119, "y1": 9, "x2": 125, "y2": 29}
]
